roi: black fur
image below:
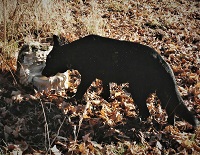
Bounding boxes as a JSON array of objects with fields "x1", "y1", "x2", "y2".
[{"x1": 42, "y1": 35, "x2": 197, "y2": 126}]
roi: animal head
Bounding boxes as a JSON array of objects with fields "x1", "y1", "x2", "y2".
[{"x1": 42, "y1": 35, "x2": 67, "y2": 77}]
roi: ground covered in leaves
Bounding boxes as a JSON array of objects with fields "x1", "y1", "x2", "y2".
[
  {"x1": 0, "y1": 0, "x2": 200, "y2": 154},
  {"x1": 0, "y1": 72, "x2": 200, "y2": 154}
]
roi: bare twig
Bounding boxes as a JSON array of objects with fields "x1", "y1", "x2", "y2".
[
  {"x1": 40, "y1": 99, "x2": 51, "y2": 153},
  {"x1": 3, "y1": 0, "x2": 7, "y2": 46},
  {"x1": 47, "y1": 116, "x2": 67, "y2": 153},
  {"x1": 75, "y1": 100, "x2": 91, "y2": 142}
]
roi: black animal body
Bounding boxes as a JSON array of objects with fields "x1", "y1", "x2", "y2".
[{"x1": 42, "y1": 35, "x2": 197, "y2": 126}]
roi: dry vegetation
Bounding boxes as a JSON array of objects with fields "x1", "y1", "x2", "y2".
[{"x1": 0, "y1": 0, "x2": 200, "y2": 154}]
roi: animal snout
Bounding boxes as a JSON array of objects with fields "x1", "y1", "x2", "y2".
[{"x1": 42, "y1": 68, "x2": 51, "y2": 77}]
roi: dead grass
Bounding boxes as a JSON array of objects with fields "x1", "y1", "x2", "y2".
[{"x1": 0, "y1": 0, "x2": 199, "y2": 52}]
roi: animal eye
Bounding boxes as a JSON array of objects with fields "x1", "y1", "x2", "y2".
[{"x1": 32, "y1": 46, "x2": 38, "y2": 52}]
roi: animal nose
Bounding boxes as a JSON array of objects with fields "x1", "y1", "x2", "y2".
[
  {"x1": 42, "y1": 68, "x2": 56, "y2": 77},
  {"x1": 42, "y1": 69, "x2": 49, "y2": 77}
]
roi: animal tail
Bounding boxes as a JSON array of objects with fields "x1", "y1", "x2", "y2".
[
  {"x1": 155, "y1": 53, "x2": 197, "y2": 126},
  {"x1": 174, "y1": 94, "x2": 197, "y2": 127}
]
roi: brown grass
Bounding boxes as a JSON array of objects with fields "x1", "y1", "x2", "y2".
[{"x1": 0, "y1": 0, "x2": 199, "y2": 55}]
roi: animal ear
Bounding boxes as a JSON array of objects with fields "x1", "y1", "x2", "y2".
[{"x1": 53, "y1": 35, "x2": 60, "y2": 47}]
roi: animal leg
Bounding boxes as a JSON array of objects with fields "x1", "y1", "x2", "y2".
[
  {"x1": 157, "y1": 93, "x2": 175, "y2": 125},
  {"x1": 134, "y1": 96, "x2": 150, "y2": 120},
  {"x1": 75, "y1": 83, "x2": 89, "y2": 100},
  {"x1": 75, "y1": 76, "x2": 94, "y2": 101},
  {"x1": 166, "y1": 107, "x2": 175, "y2": 125},
  {"x1": 102, "y1": 83, "x2": 110, "y2": 101}
]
